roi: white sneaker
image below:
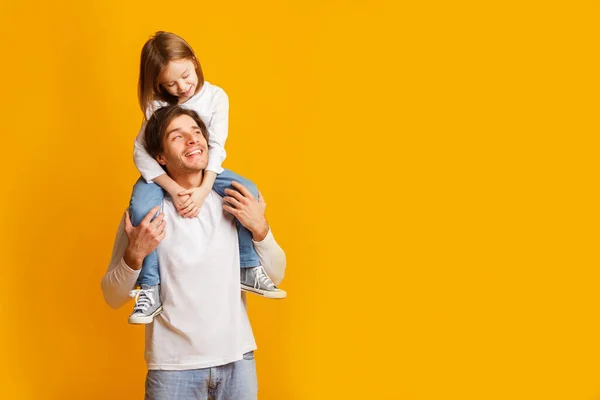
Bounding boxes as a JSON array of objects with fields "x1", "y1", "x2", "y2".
[
  {"x1": 128, "y1": 284, "x2": 163, "y2": 324},
  {"x1": 241, "y1": 266, "x2": 286, "y2": 299}
]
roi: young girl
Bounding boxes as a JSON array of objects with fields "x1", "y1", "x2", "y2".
[{"x1": 127, "y1": 31, "x2": 286, "y2": 325}]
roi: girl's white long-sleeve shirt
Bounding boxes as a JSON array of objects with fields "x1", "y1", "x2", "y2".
[
  {"x1": 134, "y1": 81, "x2": 229, "y2": 182},
  {"x1": 101, "y1": 191, "x2": 287, "y2": 370}
]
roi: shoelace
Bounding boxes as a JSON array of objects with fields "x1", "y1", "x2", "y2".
[
  {"x1": 254, "y1": 268, "x2": 274, "y2": 290},
  {"x1": 129, "y1": 288, "x2": 155, "y2": 312}
]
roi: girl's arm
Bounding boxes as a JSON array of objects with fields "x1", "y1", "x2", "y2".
[
  {"x1": 196, "y1": 171, "x2": 217, "y2": 196},
  {"x1": 133, "y1": 121, "x2": 167, "y2": 183},
  {"x1": 177, "y1": 88, "x2": 229, "y2": 215},
  {"x1": 153, "y1": 174, "x2": 185, "y2": 197},
  {"x1": 205, "y1": 88, "x2": 229, "y2": 177}
]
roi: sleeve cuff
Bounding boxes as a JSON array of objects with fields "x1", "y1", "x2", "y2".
[
  {"x1": 119, "y1": 258, "x2": 141, "y2": 276},
  {"x1": 252, "y1": 227, "x2": 273, "y2": 245},
  {"x1": 207, "y1": 149, "x2": 226, "y2": 174},
  {"x1": 206, "y1": 165, "x2": 225, "y2": 174},
  {"x1": 206, "y1": 158, "x2": 225, "y2": 174}
]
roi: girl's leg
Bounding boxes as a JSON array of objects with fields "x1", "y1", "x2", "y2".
[
  {"x1": 130, "y1": 177, "x2": 165, "y2": 286},
  {"x1": 213, "y1": 170, "x2": 261, "y2": 268},
  {"x1": 213, "y1": 170, "x2": 287, "y2": 299}
]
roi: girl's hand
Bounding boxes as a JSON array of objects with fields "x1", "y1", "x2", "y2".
[
  {"x1": 177, "y1": 187, "x2": 210, "y2": 218},
  {"x1": 171, "y1": 192, "x2": 191, "y2": 213}
]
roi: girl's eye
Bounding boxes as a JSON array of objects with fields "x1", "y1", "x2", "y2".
[
  {"x1": 167, "y1": 83, "x2": 175, "y2": 88},
  {"x1": 182, "y1": 74, "x2": 189, "y2": 79}
]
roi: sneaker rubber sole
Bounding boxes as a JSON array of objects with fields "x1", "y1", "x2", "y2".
[
  {"x1": 241, "y1": 285, "x2": 287, "y2": 299},
  {"x1": 128, "y1": 306, "x2": 163, "y2": 325}
]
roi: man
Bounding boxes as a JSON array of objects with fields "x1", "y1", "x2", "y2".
[{"x1": 101, "y1": 105, "x2": 286, "y2": 399}]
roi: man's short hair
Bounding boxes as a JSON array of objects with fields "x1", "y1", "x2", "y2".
[{"x1": 144, "y1": 105, "x2": 210, "y2": 158}]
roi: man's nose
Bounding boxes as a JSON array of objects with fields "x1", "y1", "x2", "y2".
[{"x1": 187, "y1": 134, "x2": 199, "y2": 145}]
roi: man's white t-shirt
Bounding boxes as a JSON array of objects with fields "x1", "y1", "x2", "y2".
[{"x1": 101, "y1": 191, "x2": 286, "y2": 370}]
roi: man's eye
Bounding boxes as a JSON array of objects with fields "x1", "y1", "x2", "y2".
[{"x1": 173, "y1": 135, "x2": 182, "y2": 140}]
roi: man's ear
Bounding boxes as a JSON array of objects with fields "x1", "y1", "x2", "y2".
[{"x1": 156, "y1": 154, "x2": 167, "y2": 166}]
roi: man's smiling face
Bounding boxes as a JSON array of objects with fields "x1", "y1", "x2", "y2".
[{"x1": 156, "y1": 114, "x2": 208, "y2": 174}]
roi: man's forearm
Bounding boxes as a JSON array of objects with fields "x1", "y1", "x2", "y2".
[
  {"x1": 253, "y1": 229, "x2": 286, "y2": 285},
  {"x1": 101, "y1": 217, "x2": 141, "y2": 309},
  {"x1": 123, "y1": 247, "x2": 144, "y2": 271}
]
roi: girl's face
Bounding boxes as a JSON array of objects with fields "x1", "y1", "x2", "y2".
[{"x1": 159, "y1": 58, "x2": 199, "y2": 104}]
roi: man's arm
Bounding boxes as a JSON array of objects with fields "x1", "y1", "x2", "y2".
[
  {"x1": 101, "y1": 207, "x2": 166, "y2": 309},
  {"x1": 223, "y1": 181, "x2": 286, "y2": 284},
  {"x1": 101, "y1": 214, "x2": 140, "y2": 309},
  {"x1": 253, "y1": 229, "x2": 286, "y2": 285}
]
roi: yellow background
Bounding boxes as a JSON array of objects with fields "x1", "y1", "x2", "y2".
[{"x1": 0, "y1": 0, "x2": 598, "y2": 399}]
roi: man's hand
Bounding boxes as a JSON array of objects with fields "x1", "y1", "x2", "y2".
[
  {"x1": 177, "y1": 186, "x2": 209, "y2": 218},
  {"x1": 123, "y1": 206, "x2": 166, "y2": 270},
  {"x1": 223, "y1": 181, "x2": 269, "y2": 241}
]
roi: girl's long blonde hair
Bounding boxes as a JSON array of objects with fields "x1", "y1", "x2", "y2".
[{"x1": 138, "y1": 31, "x2": 205, "y2": 118}]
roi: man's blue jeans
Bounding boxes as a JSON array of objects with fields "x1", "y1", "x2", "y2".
[
  {"x1": 145, "y1": 352, "x2": 258, "y2": 400},
  {"x1": 129, "y1": 170, "x2": 261, "y2": 287}
]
